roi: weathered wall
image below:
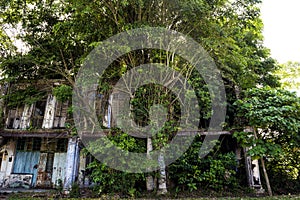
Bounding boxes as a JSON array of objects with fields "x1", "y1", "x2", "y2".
[
  {"x1": 36, "y1": 152, "x2": 52, "y2": 188},
  {"x1": 20, "y1": 104, "x2": 34, "y2": 129},
  {"x1": 13, "y1": 151, "x2": 40, "y2": 186},
  {"x1": 0, "y1": 138, "x2": 77, "y2": 189},
  {"x1": 64, "y1": 138, "x2": 80, "y2": 190},
  {"x1": 52, "y1": 152, "x2": 67, "y2": 187},
  {"x1": 0, "y1": 140, "x2": 17, "y2": 187},
  {"x1": 42, "y1": 95, "x2": 56, "y2": 129}
]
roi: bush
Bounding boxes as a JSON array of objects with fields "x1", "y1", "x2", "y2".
[
  {"x1": 87, "y1": 129, "x2": 146, "y2": 197},
  {"x1": 53, "y1": 84, "x2": 72, "y2": 102},
  {"x1": 168, "y1": 136, "x2": 238, "y2": 192},
  {"x1": 69, "y1": 182, "x2": 80, "y2": 198}
]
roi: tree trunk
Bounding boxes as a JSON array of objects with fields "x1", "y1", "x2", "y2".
[
  {"x1": 260, "y1": 157, "x2": 272, "y2": 196},
  {"x1": 253, "y1": 127, "x2": 272, "y2": 196}
]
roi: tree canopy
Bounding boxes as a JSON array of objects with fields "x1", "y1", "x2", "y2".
[
  {"x1": 275, "y1": 61, "x2": 300, "y2": 95},
  {"x1": 0, "y1": 0, "x2": 278, "y2": 89}
]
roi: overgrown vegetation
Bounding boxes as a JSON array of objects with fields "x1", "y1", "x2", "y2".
[{"x1": 0, "y1": 0, "x2": 299, "y2": 198}]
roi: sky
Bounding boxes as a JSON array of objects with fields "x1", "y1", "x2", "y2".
[{"x1": 261, "y1": 0, "x2": 300, "y2": 64}]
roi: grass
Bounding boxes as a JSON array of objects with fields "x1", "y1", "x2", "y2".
[{"x1": 6, "y1": 194, "x2": 300, "y2": 200}]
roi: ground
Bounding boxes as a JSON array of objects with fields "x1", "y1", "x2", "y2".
[{"x1": 1, "y1": 188, "x2": 300, "y2": 200}]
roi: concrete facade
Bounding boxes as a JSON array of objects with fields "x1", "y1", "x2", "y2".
[{"x1": 0, "y1": 82, "x2": 86, "y2": 189}]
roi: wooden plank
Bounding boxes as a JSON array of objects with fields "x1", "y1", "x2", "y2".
[
  {"x1": 79, "y1": 130, "x2": 232, "y2": 138},
  {"x1": 0, "y1": 129, "x2": 69, "y2": 138}
]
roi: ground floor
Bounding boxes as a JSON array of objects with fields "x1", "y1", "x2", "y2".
[{"x1": 0, "y1": 135, "x2": 90, "y2": 190}]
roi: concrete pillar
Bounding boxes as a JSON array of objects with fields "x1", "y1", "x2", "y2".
[
  {"x1": 64, "y1": 137, "x2": 80, "y2": 190},
  {"x1": 157, "y1": 153, "x2": 167, "y2": 195},
  {"x1": 146, "y1": 137, "x2": 154, "y2": 191}
]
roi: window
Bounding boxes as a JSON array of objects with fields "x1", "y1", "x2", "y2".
[
  {"x1": 45, "y1": 153, "x2": 54, "y2": 173},
  {"x1": 16, "y1": 139, "x2": 26, "y2": 151},
  {"x1": 32, "y1": 138, "x2": 41, "y2": 151},
  {"x1": 56, "y1": 138, "x2": 68, "y2": 152},
  {"x1": 32, "y1": 101, "x2": 46, "y2": 128},
  {"x1": 16, "y1": 138, "x2": 41, "y2": 151}
]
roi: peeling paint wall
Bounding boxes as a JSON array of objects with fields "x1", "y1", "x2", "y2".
[
  {"x1": 6, "y1": 107, "x2": 23, "y2": 129},
  {"x1": 36, "y1": 152, "x2": 52, "y2": 188},
  {"x1": 3, "y1": 174, "x2": 33, "y2": 188},
  {"x1": 0, "y1": 139, "x2": 16, "y2": 187},
  {"x1": 20, "y1": 104, "x2": 34, "y2": 129},
  {"x1": 13, "y1": 151, "x2": 40, "y2": 186},
  {"x1": 64, "y1": 138, "x2": 80, "y2": 190},
  {"x1": 53, "y1": 101, "x2": 68, "y2": 128},
  {"x1": 244, "y1": 148, "x2": 263, "y2": 190},
  {"x1": 52, "y1": 152, "x2": 67, "y2": 187},
  {"x1": 0, "y1": 137, "x2": 78, "y2": 189},
  {"x1": 0, "y1": 81, "x2": 85, "y2": 189},
  {"x1": 6, "y1": 95, "x2": 67, "y2": 130},
  {"x1": 78, "y1": 152, "x2": 87, "y2": 186},
  {"x1": 42, "y1": 95, "x2": 56, "y2": 129}
]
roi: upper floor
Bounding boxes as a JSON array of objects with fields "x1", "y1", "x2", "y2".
[{"x1": 1, "y1": 80, "x2": 70, "y2": 131}]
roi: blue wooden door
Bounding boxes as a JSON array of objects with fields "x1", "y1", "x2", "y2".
[{"x1": 13, "y1": 151, "x2": 40, "y2": 186}]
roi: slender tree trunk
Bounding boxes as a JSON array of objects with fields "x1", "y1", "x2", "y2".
[
  {"x1": 260, "y1": 157, "x2": 272, "y2": 196},
  {"x1": 253, "y1": 127, "x2": 273, "y2": 196}
]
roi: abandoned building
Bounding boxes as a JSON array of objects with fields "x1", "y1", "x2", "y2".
[
  {"x1": 0, "y1": 80, "x2": 265, "y2": 193},
  {"x1": 0, "y1": 80, "x2": 91, "y2": 189}
]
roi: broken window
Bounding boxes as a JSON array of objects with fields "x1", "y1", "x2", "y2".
[
  {"x1": 16, "y1": 138, "x2": 41, "y2": 152},
  {"x1": 6, "y1": 107, "x2": 24, "y2": 129},
  {"x1": 53, "y1": 101, "x2": 68, "y2": 128},
  {"x1": 16, "y1": 139, "x2": 26, "y2": 151},
  {"x1": 56, "y1": 138, "x2": 68, "y2": 152},
  {"x1": 31, "y1": 101, "x2": 46, "y2": 128},
  {"x1": 32, "y1": 138, "x2": 42, "y2": 151}
]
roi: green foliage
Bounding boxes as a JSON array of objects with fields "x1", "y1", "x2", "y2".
[
  {"x1": 53, "y1": 84, "x2": 72, "y2": 102},
  {"x1": 234, "y1": 87, "x2": 300, "y2": 140},
  {"x1": 0, "y1": 0, "x2": 289, "y2": 195},
  {"x1": 275, "y1": 61, "x2": 300, "y2": 95},
  {"x1": 56, "y1": 179, "x2": 63, "y2": 193},
  {"x1": 233, "y1": 131, "x2": 282, "y2": 160},
  {"x1": 0, "y1": 0, "x2": 278, "y2": 89},
  {"x1": 69, "y1": 182, "x2": 80, "y2": 198},
  {"x1": 89, "y1": 162, "x2": 144, "y2": 197},
  {"x1": 87, "y1": 129, "x2": 146, "y2": 196},
  {"x1": 3, "y1": 85, "x2": 45, "y2": 108},
  {"x1": 266, "y1": 147, "x2": 300, "y2": 194},
  {"x1": 0, "y1": 27, "x2": 16, "y2": 58},
  {"x1": 233, "y1": 87, "x2": 300, "y2": 188},
  {"x1": 168, "y1": 136, "x2": 238, "y2": 192}
]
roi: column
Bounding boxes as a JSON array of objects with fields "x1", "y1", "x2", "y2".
[{"x1": 64, "y1": 137, "x2": 80, "y2": 190}]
